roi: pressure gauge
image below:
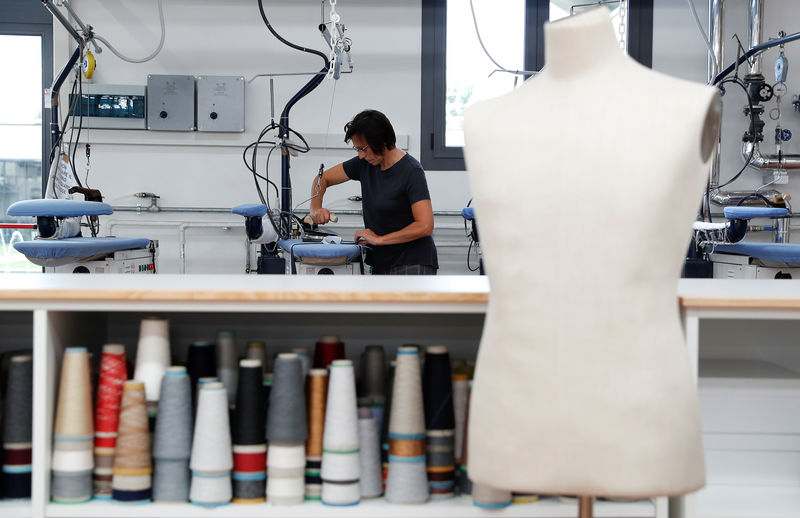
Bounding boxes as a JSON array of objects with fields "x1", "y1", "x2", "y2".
[{"x1": 774, "y1": 82, "x2": 788, "y2": 97}]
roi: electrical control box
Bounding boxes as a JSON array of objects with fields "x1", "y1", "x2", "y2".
[
  {"x1": 146, "y1": 74, "x2": 196, "y2": 131},
  {"x1": 196, "y1": 75, "x2": 245, "y2": 133},
  {"x1": 68, "y1": 84, "x2": 146, "y2": 129}
]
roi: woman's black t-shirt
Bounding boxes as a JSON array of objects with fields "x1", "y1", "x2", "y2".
[{"x1": 342, "y1": 154, "x2": 439, "y2": 271}]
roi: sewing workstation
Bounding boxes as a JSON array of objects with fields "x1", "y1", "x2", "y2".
[{"x1": 3, "y1": 2, "x2": 800, "y2": 518}]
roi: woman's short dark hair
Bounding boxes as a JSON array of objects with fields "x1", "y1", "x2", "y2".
[{"x1": 344, "y1": 109, "x2": 396, "y2": 153}]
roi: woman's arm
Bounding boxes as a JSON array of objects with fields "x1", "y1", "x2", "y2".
[
  {"x1": 354, "y1": 199, "x2": 434, "y2": 245},
  {"x1": 309, "y1": 163, "x2": 350, "y2": 224}
]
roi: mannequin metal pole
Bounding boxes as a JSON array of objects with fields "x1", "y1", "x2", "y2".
[{"x1": 578, "y1": 495, "x2": 593, "y2": 518}]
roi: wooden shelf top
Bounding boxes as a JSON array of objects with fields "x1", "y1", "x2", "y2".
[
  {"x1": 678, "y1": 279, "x2": 800, "y2": 310},
  {"x1": 1, "y1": 275, "x2": 799, "y2": 312},
  {"x1": 0, "y1": 274, "x2": 489, "y2": 307}
]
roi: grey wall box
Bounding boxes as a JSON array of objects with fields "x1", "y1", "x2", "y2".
[
  {"x1": 146, "y1": 74, "x2": 196, "y2": 131},
  {"x1": 196, "y1": 75, "x2": 245, "y2": 133}
]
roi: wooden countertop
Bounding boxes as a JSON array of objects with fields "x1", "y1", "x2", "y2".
[
  {"x1": 0, "y1": 274, "x2": 489, "y2": 305},
  {"x1": 678, "y1": 279, "x2": 800, "y2": 310},
  {"x1": 1, "y1": 275, "x2": 799, "y2": 311}
]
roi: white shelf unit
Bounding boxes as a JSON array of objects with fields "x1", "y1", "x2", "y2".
[
  {"x1": 0, "y1": 310, "x2": 33, "y2": 517},
  {"x1": 0, "y1": 273, "x2": 666, "y2": 518},
  {"x1": 0, "y1": 501, "x2": 32, "y2": 518},
  {"x1": 43, "y1": 497, "x2": 658, "y2": 518},
  {"x1": 680, "y1": 280, "x2": 800, "y2": 518}
]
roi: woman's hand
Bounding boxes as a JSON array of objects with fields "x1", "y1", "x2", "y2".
[
  {"x1": 310, "y1": 207, "x2": 332, "y2": 224},
  {"x1": 354, "y1": 229, "x2": 382, "y2": 245}
]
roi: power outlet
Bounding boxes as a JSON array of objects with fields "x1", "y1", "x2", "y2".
[{"x1": 773, "y1": 170, "x2": 789, "y2": 184}]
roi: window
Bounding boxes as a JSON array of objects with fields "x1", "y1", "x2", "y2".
[
  {"x1": 421, "y1": 0, "x2": 652, "y2": 171},
  {"x1": 0, "y1": 1, "x2": 53, "y2": 272}
]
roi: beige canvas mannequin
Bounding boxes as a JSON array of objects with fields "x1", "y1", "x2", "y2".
[{"x1": 463, "y1": 6, "x2": 721, "y2": 498}]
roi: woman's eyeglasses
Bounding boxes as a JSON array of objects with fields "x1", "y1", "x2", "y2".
[{"x1": 352, "y1": 144, "x2": 369, "y2": 153}]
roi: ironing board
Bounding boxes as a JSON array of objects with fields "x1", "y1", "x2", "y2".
[
  {"x1": 7, "y1": 199, "x2": 154, "y2": 268},
  {"x1": 278, "y1": 239, "x2": 363, "y2": 265},
  {"x1": 7, "y1": 199, "x2": 113, "y2": 217},
  {"x1": 14, "y1": 237, "x2": 153, "y2": 267},
  {"x1": 711, "y1": 242, "x2": 800, "y2": 265}
]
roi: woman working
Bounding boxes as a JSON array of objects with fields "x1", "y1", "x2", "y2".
[{"x1": 309, "y1": 109, "x2": 438, "y2": 275}]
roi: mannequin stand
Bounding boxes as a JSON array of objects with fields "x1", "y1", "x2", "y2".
[{"x1": 579, "y1": 495, "x2": 593, "y2": 518}]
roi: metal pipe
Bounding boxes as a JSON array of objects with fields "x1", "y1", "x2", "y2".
[
  {"x1": 110, "y1": 205, "x2": 469, "y2": 217},
  {"x1": 774, "y1": 217, "x2": 790, "y2": 243},
  {"x1": 106, "y1": 220, "x2": 239, "y2": 274},
  {"x1": 743, "y1": 141, "x2": 800, "y2": 170},
  {"x1": 747, "y1": 0, "x2": 764, "y2": 77},
  {"x1": 708, "y1": 0, "x2": 724, "y2": 189},
  {"x1": 708, "y1": 187, "x2": 787, "y2": 207},
  {"x1": 111, "y1": 205, "x2": 233, "y2": 214},
  {"x1": 41, "y1": 0, "x2": 82, "y2": 42}
]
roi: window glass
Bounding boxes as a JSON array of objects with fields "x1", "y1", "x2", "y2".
[
  {"x1": 0, "y1": 34, "x2": 42, "y2": 272},
  {"x1": 445, "y1": 0, "x2": 526, "y2": 148}
]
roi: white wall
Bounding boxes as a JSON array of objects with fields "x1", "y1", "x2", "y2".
[
  {"x1": 653, "y1": 0, "x2": 800, "y2": 237},
  {"x1": 53, "y1": 1, "x2": 800, "y2": 274},
  {"x1": 55, "y1": 0, "x2": 476, "y2": 274}
]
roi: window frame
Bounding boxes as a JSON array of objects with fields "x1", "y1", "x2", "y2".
[
  {"x1": 420, "y1": 0, "x2": 653, "y2": 171},
  {"x1": 0, "y1": 0, "x2": 54, "y2": 195}
]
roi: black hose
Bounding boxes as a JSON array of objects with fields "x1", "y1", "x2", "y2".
[{"x1": 713, "y1": 31, "x2": 800, "y2": 85}]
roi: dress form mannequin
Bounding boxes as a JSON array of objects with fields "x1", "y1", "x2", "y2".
[{"x1": 463, "y1": 7, "x2": 721, "y2": 499}]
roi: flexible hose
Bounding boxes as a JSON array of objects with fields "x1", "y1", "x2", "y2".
[{"x1": 93, "y1": 0, "x2": 166, "y2": 63}]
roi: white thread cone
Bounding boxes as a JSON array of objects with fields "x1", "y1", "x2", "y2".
[{"x1": 134, "y1": 317, "x2": 171, "y2": 404}]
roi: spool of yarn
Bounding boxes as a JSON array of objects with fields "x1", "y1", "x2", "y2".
[
  {"x1": 423, "y1": 345, "x2": 455, "y2": 499},
  {"x1": 357, "y1": 408, "x2": 382, "y2": 498},
  {"x1": 133, "y1": 316, "x2": 171, "y2": 416},
  {"x1": 3, "y1": 354, "x2": 32, "y2": 499},
  {"x1": 312, "y1": 335, "x2": 345, "y2": 369},
  {"x1": 451, "y1": 373, "x2": 469, "y2": 465},
  {"x1": 246, "y1": 342, "x2": 269, "y2": 374},
  {"x1": 265, "y1": 355, "x2": 306, "y2": 506},
  {"x1": 266, "y1": 354, "x2": 307, "y2": 442},
  {"x1": 291, "y1": 347, "x2": 311, "y2": 379},
  {"x1": 305, "y1": 369, "x2": 328, "y2": 501},
  {"x1": 152, "y1": 366, "x2": 192, "y2": 502},
  {"x1": 321, "y1": 360, "x2": 360, "y2": 506},
  {"x1": 263, "y1": 373, "x2": 273, "y2": 428},
  {"x1": 93, "y1": 344, "x2": 127, "y2": 499},
  {"x1": 190, "y1": 382, "x2": 232, "y2": 507},
  {"x1": 233, "y1": 360, "x2": 266, "y2": 503},
  {"x1": 153, "y1": 459, "x2": 190, "y2": 502},
  {"x1": 457, "y1": 381, "x2": 473, "y2": 496},
  {"x1": 380, "y1": 360, "x2": 395, "y2": 489},
  {"x1": 512, "y1": 492, "x2": 540, "y2": 503},
  {"x1": 266, "y1": 442, "x2": 305, "y2": 506},
  {"x1": 385, "y1": 347, "x2": 428, "y2": 504},
  {"x1": 191, "y1": 383, "x2": 233, "y2": 472},
  {"x1": 472, "y1": 483, "x2": 511, "y2": 509},
  {"x1": 112, "y1": 381, "x2": 152, "y2": 502},
  {"x1": 233, "y1": 360, "x2": 266, "y2": 446},
  {"x1": 52, "y1": 347, "x2": 93, "y2": 503},
  {"x1": 361, "y1": 345, "x2": 386, "y2": 406},
  {"x1": 187, "y1": 341, "x2": 216, "y2": 394},
  {"x1": 215, "y1": 330, "x2": 238, "y2": 408}
]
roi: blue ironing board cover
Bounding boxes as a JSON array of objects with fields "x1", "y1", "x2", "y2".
[
  {"x1": 232, "y1": 204, "x2": 268, "y2": 217},
  {"x1": 7, "y1": 199, "x2": 113, "y2": 217},
  {"x1": 14, "y1": 237, "x2": 151, "y2": 259},
  {"x1": 712, "y1": 242, "x2": 800, "y2": 264},
  {"x1": 462, "y1": 207, "x2": 475, "y2": 220},
  {"x1": 723, "y1": 207, "x2": 789, "y2": 219},
  {"x1": 278, "y1": 239, "x2": 362, "y2": 262}
]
